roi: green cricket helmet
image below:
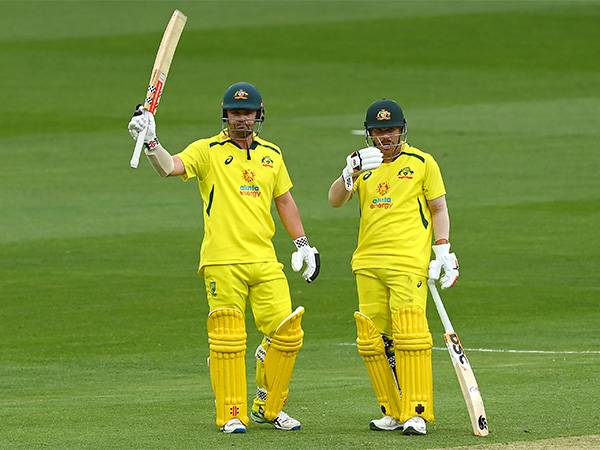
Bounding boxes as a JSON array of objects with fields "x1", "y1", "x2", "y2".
[
  {"x1": 363, "y1": 99, "x2": 408, "y2": 149},
  {"x1": 364, "y1": 99, "x2": 407, "y2": 130},
  {"x1": 222, "y1": 81, "x2": 265, "y2": 121}
]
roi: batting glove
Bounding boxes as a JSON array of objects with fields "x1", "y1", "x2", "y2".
[
  {"x1": 428, "y1": 243, "x2": 459, "y2": 289},
  {"x1": 128, "y1": 105, "x2": 156, "y2": 143},
  {"x1": 342, "y1": 147, "x2": 383, "y2": 191},
  {"x1": 291, "y1": 236, "x2": 320, "y2": 283}
]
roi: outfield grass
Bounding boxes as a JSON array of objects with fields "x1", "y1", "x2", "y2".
[{"x1": 2, "y1": 1, "x2": 600, "y2": 448}]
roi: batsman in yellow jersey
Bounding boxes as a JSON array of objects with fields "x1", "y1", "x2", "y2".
[
  {"x1": 328, "y1": 99, "x2": 459, "y2": 435},
  {"x1": 128, "y1": 82, "x2": 320, "y2": 433}
]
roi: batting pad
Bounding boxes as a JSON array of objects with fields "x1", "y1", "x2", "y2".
[
  {"x1": 354, "y1": 311, "x2": 403, "y2": 419},
  {"x1": 392, "y1": 306, "x2": 434, "y2": 422},
  {"x1": 262, "y1": 306, "x2": 305, "y2": 421},
  {"x1": 207, "y1": 308, "x2": 249, "y2": 427}
]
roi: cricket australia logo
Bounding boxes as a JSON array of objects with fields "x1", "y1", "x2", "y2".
[
  {"x1": 261, "y1": 155, "x2": 273, "y2": 168},
  {"x1": 240, "y1": 169, "x2": 260, "y2": 197},
  {"x1": 376, "y1": 108, "x2": 391, "y2": 121},
  {"x1": 398, "y1": 167, "x2": 414, "y2": 179},
  {"x1": 371, "y1": 181, "x2": 393, "y2": 210},
  {"x1": 209, "y1": 281, "x2": 217, "y2": 297},
  {"x1": 234, "y1": 89, "x2": 249, "y2": 100}
]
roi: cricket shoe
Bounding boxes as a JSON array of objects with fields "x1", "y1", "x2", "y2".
[
  {"x1": 369, "y1": 415, "x2": 404, "y2": 431},
  {"x1": 220, "y1": 418, "x2": 246, "y2": 434},
  {"x1": 251, "y1": 407, "x2": 302, "y2": 431},
  {"x1": 402, "y1": 416, "x2": 427, "y2": 435}
]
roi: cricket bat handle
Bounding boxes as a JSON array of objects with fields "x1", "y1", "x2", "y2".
[
  {"x1": 130, "y1": 128, "x2": 148, "y2": 169},
  {"x1": 427, "y1": 279, "x2": 454, "y2": 334}
]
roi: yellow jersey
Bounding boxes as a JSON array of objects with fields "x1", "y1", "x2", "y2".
[
  {"x1": 177, "y1": 131, "x2": 292, "y2": 271},
  {"x1": 352, "y1": 143, "x2": 446, "y2": 276}
]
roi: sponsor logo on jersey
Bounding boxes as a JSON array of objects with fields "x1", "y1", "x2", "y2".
[
  {"x1": 242, "y1": 169, "x2": 255, "y2": 183},
  {"x1": 261, "y1": 155, "x2": 273, "y2": 168},
  {"x1": 371, "y1": 197, "x2": 393, "y2": 209},
  {"x1": 376, "y1": 108, "x2": 391, "y2": 121},
  {"x1": 234, "y1": 89, "x2": 249, "y2": 100},
  {"x1": 225, "y1": 155, "x2": 233, "y2": 165},
  {"x1": 398, "y1": 166, "x2": 414, "y2": 179},
  {"x1": 240, "y1": 169, "x2": 261, "y2": 197},
  {"x1": 371, "y1": 181, "x2": 393, "y2": 209},
  {"x1": 377, "y1": 182, "x2": 390, "y2": 196}
]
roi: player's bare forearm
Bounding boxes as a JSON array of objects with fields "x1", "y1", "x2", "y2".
[
  {"x1": 428, "y1": 195, "x2": 450, "y2": 242},
  {"x1": 274, "y1": 191, "x2": 306, "y2": 240},
  {"x1": 328, "y1": 176, "x2": 353, "y2": 208},
  {"x1": 168, "y1": 155, "x2": 186, "y2": 177}
]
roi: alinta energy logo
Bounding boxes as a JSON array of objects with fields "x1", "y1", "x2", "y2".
[
  {"x1": 371, "y1": 182, "x2": 393, "y2": 209},
  {"x1": 240, "y1": 169, "x2": 261, "y2": 197},
  {"x1": 398, "y1": 167, "x2": 414, "y2": 179},
  {"x1": 261, "y1": 155, "x2": 273, "y2": 168}
]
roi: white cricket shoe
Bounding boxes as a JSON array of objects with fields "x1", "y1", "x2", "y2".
[
  {"x1": 402, "y1": 416, "x2": 427, "y2": 435},
  {"x1": 220, "y1": 418, "x2": 246, "y2": 434},
  {"x1": 369, "y1": 415, "x2": 404, "y2": 431},
  {"x1": 251, "y1": 408, "x2": 302, "y2": 431}
]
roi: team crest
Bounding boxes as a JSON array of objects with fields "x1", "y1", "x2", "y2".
[
  {"x1": 377, "y1": 182, "x2": 390, "y2": 196},
  {"x1": 261, "y1": 155, "x2": 273, "y2": 168},
  {"x1": 234, "y1": 89, "x2": 249, "y2": 100},
  {"x1": 398, "y1": 167, "x2": 414, "y2": 179},
  {"x1": 376, "y1": 108, "x2": 391, "y2": 121},
  {"x1": 242, "y1": 169, "x2": 255, "y2": 183},
  {"x1": 209, "y1": 281, "x2": 217, "y2": 296}
]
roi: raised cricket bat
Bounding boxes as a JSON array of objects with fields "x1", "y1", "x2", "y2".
[
  {"x1": 427, "y1": 279, "x2": 489, "y2": 436},
  {"x1": 130, "y1": 10, "x2": 187, "y2": 169}
]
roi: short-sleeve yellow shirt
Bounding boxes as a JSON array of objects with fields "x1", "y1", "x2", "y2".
[
  {"x1": 177, "y1": 131, "x2": 292, "y2": 271},
  {"x1": 352, "y1": 143, "x2": 446, "y2": 276}
]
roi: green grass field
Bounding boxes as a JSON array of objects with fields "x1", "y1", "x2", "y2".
[{"x1": 2, "y1": 1, "x2": 600, "y2": 448}]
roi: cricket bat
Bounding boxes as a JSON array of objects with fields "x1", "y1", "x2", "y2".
[
  {"x1": 130, "y1": 10, "x2": 187, "y2": 169},
  {"x1": 427, "y1": 279, "x2": 489, "y2": 436}
]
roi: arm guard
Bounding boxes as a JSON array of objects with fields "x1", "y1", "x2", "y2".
[{"x1": 144, "y1": 138, "x2": 174, "y2": 177}]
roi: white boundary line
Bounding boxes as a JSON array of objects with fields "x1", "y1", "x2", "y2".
[{"x1": 336, "y1": 342, "x2": 600, "y2": 355}]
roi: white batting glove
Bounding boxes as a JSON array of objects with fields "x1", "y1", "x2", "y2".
[
  {"x1": 128, "y1": 105, "x2": 156, "y2": 143},
  {"x1": 291, "y1": 236, "x2": 320, "y2": 283},
  {"x1": 342, "y1": 147, "x2": 383, "y2": 191},
  {"x1": 428, "y1": 243, "x2": 459, "y2": 289}
]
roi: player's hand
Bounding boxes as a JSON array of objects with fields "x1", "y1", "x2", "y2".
[
  {"x1": 428, "y1": 243, "x2": 459, "y2": 289},
  {"x1": 128, "y1": 105, "x2": 156, "y2": 143},
  {"x1": 291, "y1": 236, "x2": 320, "y2": 283},
  {"x1": 342, "y1": 147, "x2": 383, "y2": 191}
]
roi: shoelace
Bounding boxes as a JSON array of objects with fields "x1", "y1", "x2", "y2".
[{"x1": 276, "y1": 411, "x2": 291, "y2": 423}]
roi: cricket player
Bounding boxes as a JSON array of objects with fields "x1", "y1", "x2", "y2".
[
  {"x1": 328, "y1": 99, "x2": 459, "y2": 435},
  {"x1": 128, "y1": 82, "x2": 320, "y2": 433}
]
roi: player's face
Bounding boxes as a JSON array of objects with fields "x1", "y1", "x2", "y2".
[
  {"x1": 226, "y1": 109, "x2": 258, "y2": 138},
  {"x1": 370, "y1": 127, "x2": 403, "y2": 158}
]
